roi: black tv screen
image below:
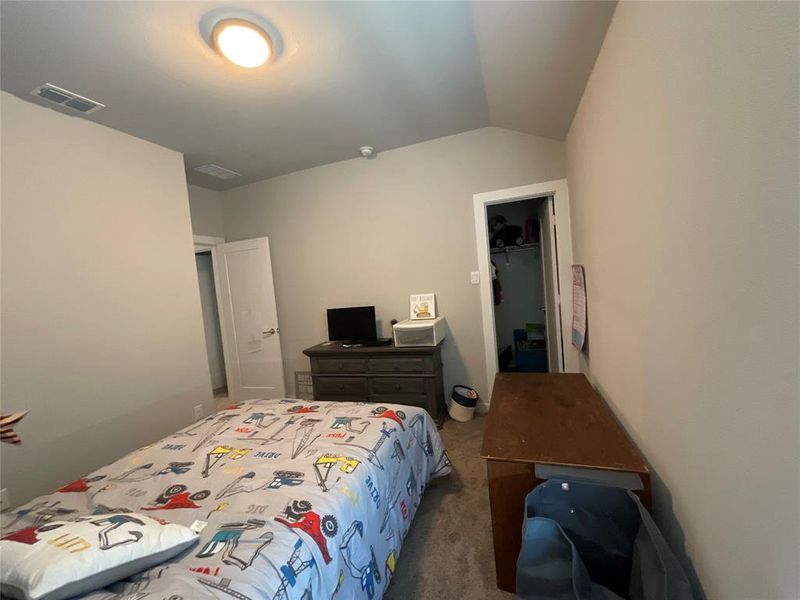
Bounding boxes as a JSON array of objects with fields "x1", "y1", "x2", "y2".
[{"x1": 327, "y1": 306, "x2": 377, "y2": 342}]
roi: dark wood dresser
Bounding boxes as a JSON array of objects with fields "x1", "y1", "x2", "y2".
[{"x1": 303, "y1": 341, "x2": 445, "y2": 421}]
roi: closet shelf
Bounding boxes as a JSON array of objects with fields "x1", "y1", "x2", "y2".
[{"x1": 490, "y1": 243, "x2": 540, "y2": 254}]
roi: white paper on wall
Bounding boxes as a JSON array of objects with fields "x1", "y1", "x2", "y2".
[{"x1": 572, "y1": 265, "x2": 587, "y2": 351}]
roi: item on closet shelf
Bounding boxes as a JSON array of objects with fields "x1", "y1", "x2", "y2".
[
  {"x1": 448, "y1": 386, "x2": 479, "y2": 422},
  {"x1": 409, "y1": 293, "x2": 436, "y2": 320},
  {"x1": 393, "y1": 317, "x2": 446, "y2": 347},
  {"x1": 488, "y1": 215, "x2": 523, "y2": 248}
]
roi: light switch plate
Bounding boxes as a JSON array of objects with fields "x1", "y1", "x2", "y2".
[
  {"x1": 0, "y1": 488, "x2": 10, "y2": 512},
  {"x1": 470, "y1": 271, "x2": 480, "y2": 285},
  {"x1": 194, "y1": 405, "x2": 204, "y2": 420}
]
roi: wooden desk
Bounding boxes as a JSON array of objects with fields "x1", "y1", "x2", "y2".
[{"x1": 481, "y1": 373, "x2": 650, "y2": 593}]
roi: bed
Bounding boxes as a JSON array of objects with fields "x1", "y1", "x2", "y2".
[{"x1": 0, "y1": 399, "x2": 451, "y2": 600}]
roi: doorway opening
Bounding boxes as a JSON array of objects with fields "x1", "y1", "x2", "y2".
[
  {"x1": 473, "y1": 179, "x2": 577, "y2": 403},
  {"x1": 489, "y1": 196, "x2": 550, "y2": 373},
  {"x1": 195, "y1": 250, "x2": 229, "y2": 411},
  {"x1": 193, "y1": 235, "x2": 286, "y2": 405}
]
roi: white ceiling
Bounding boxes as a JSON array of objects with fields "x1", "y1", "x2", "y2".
[
  {"x1": 473, "y1": 1, "x2": 616, "y2": 140},
  {"x1": 0, "y1": 1, "x2": 615, "y2": 190}
]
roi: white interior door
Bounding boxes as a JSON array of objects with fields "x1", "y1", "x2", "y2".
[
  {"x1": 213, "y1": 237, "x2": 285, "y2": 401},
  {"x1": 539, "y1": 197, "x2": 564, "y2": 372}
]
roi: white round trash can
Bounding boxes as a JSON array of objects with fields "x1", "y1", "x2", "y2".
[{"x1": 448, "y1": 385, "x2": 479, "y2": 422}]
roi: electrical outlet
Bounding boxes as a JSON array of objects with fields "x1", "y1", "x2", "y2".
[
  {"x1": 194, "y1": 404, "x2": 204, "y2": 420},
  {"x1": 470, "y1": 271, "x2": 480, "y2": 285},
  {"x1": 0, "y1": 488, "x2": 10, "y2": 512}
]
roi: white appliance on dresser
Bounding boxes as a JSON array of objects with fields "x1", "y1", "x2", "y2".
[{"x1": 392, "y1": 317, "x2": 446, "y2": 347}]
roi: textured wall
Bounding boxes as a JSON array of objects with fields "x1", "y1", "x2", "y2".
[
  {"x1": 566, "y1": 3, "x2": 799, "y2": 598},
  {"x1": 1, "y1": 92, "x2": 213, "y2": 504},
  {"x1": 187, "y1": 185, "x2": 225, "y2": 238},
  {"x1": 221, "y1": 127, "x2": 566, "y2": 404}
]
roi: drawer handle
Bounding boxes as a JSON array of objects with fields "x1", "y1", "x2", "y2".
[
  {"x1": 394, "y1": 384, "x2": 401, "y2": 391},
  {"x1": 338, "y1": 385, "x2": 345, "y2": 392},
  {"x1": 338, "y1": 362, "x2": 344, "y2": 371},
  {"x1": 393, "y1": 365, "x2": 399, "y2": 371}
]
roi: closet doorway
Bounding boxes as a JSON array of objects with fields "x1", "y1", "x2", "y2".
[
  {"x1": 473, "y1": 179, "x2": 578, "y2": 399},
  {"x1": 488, "y1": 197, "x2": 550, "y2": 374}
]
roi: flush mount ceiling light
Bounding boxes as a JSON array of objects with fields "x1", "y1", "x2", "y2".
[
  {"x1": 200, "y1": 9, "x2": 284, "y2": 69},
  {"x1": 212, "y1": 19, "x2": 271, "y2": 68}
]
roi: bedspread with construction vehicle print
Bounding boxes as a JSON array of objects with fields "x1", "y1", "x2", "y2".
[{"x1": 0, "y1": 399, "x2": 451, "y2": 600}]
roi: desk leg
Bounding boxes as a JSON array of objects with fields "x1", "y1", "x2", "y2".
[{"x1": 486, "y1": 460, "x2": 538, "y2": 593}]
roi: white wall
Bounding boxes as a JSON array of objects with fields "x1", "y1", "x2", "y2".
[
  {"x1": 188, "y1": 184, "x2": 225, "y2": 238},
  {"x1": 0, "y1": 92, "x2": 213, "y2": 505},
  {"x1": 221, "y1": 127, "x2": 565, "y2": 402},
  {"x1": 195, "y1": 253, "x2": 227, "y2": 390},
  {"x1": 566, "y1": 3, "x2": 799, "y2": 599}
]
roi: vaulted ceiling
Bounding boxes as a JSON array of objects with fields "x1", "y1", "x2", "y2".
[{"x1": 0, "y1": 1, "x2": 615, "y2": 190}]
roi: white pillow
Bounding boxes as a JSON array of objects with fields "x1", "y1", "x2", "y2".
[{"x1": 0, "y1": 512, "x2": 198, "y2": 600}]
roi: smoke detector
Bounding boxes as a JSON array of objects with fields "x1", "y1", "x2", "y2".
[
  {"x1": 193, "y1": 163, "x2": 242, "y2": 180},
  {"x1": 359, "y1": 146, "x2": 375, "y2": 159},
  {"x1": 30, "y1": 83, "x2": 105, "y2": 114}
]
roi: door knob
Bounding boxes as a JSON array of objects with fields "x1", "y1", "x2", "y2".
[{"x1": 262, "y1": 328, "x2": 278, "y2": 336}]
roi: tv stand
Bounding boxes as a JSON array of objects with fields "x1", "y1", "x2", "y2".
[{"x1": 303, "y1": 341, "x2": 445, "y2": 422}]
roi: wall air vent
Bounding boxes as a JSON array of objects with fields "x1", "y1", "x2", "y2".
[
  {"x1": 193, "y1": 164, "x2": 242, "y2": 180},
  {"x1": 30, "y1": 83, "x2": 105, "y2": 114}
]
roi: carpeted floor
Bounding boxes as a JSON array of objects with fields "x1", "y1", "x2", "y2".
[
  {"x1": 213, "y1": 387, "x2": 229, "y2": 412},
  {"x1": 384, "y1": 415, "x2": 516, "y2": 600}
]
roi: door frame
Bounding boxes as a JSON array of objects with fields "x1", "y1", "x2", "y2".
[
  {"x1": 194, "y1": 235, "x2": 225, "y2": 254},
  {"x1": 473, "y1": 179, "x2": 579, "y2": 400},
  {"x1": 538, "y1": 197, "x2": 562, "y2": 374}
]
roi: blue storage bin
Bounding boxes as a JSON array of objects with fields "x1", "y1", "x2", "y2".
[{"x1": 517, "y1": 479, "x2": 693, "y2": 600}]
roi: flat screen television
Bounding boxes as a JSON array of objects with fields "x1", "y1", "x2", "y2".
[{"x1": 327, "y1": 306, "x2": 377, "y2": 343}]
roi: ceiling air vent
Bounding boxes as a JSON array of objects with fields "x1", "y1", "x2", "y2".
[
  {"x1": 30, "y1": 83, "x2": 105, "y2": 114},
  {"x1": 193, "y1": 164, "x2": 242, "y2": 180}
]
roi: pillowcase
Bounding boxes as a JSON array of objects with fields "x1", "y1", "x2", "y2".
[{"x1": 0, "y1": 512, "x2": 198, "y2": 600}]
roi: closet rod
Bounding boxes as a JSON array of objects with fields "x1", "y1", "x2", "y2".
[{"x1": 489, "y1": 243, "x2": 540, "y2": 255}]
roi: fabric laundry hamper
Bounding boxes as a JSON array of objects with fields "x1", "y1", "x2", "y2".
[
  {"x1": 448, "y1": 385, "x2": 479, "y2": 422},
  {"x1": 517, "y1": 479, "x2": 693, "y2": 600}
]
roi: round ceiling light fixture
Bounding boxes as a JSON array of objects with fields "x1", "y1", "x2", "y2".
[{"x1": 211, "y1": 18, "x2": 272, "y2": 68}]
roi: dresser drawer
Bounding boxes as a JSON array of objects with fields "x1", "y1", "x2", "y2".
[
  {"x1": 312, "y1": 358, "x2": 368, "y2": 374},
  {"x1": 314, "y1": 377, "x2": 369, "y2": 396},
  {"x1": 368, "y1": 356, "x2": 433, "y2": 374},
  {"x1": 371, "y1": 377, "x2": 427, "y2": 395},
  {"x1": 370, "y1": 394, "x2": 429, "y2": 409}
]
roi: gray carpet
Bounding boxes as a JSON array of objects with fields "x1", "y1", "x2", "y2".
[{"x1": 384, "y1": 415, "x2": 516, "y2": 600}]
